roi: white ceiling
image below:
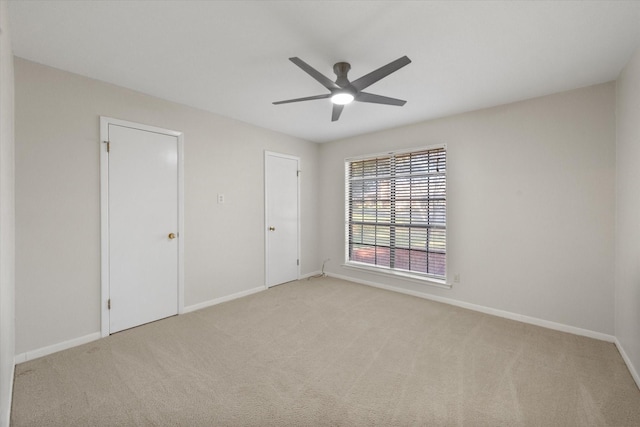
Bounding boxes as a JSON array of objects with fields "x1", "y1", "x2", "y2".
[{"x1": 8, "y1": 1, "x2": 640, "y2": 143}]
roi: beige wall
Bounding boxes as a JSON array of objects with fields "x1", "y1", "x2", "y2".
[
  {"x1": 14, "y1": 57, "x2": 622, "y2": 358},
  {"x1": 0, "y1": 2, "x2": 15, "y2": 425},
  {"x1": 14, "y1": 58, "x2": 320, "y2": 355},
  {"x1": 320, "y1": 83, "x2": 616, "y2": 335},
  {"x1": 615, "y1": 46, "x2": 640, "y2": 384}
]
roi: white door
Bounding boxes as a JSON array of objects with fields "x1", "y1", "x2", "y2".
[
  {"x1": 265, "y1": 152, "x2": 299, "y2": 287},
  {"x1": 104, "y1": 120, "x2": 181, "y2": 333}
]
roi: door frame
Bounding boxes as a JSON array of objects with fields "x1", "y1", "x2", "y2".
[
  {"x1": 99, "y1": 116, "x2": 185, "y2": 337},
  {"x1": 264, "y1": 151, "x2": 301, "y2": 288}
]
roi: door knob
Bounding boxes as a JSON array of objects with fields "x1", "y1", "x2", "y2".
[
  {"x1": 269, "y1": 226, "x2": 275, "y2": 231},
  {"x1": 168, "y1": 233, "x2": 176, "y2": 239}
]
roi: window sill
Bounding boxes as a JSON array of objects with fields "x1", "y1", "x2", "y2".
[{"x1": 342, "y1": 262, "x2": 452, "y2": 289}]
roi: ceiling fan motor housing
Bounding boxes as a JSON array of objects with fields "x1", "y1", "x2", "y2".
[
  {"x1": 332, "y1": 62, "x2": 356, "y2": 102},
  {"x1": 333, "y1": 62, "x2": 352, "y2": 87}
]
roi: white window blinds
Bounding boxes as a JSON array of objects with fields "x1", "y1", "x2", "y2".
[{"x1": 346, "y1": 146, "x2": 446, "y2": 279}]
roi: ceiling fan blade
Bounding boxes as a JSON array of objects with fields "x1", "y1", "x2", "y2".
[
  {"x1": 332, "y1": 104, "x2": 344, "y2": 122},
  {"x1": 351, "y1": 56, "x2": 411, "y2": 92},
  {"x1": 272, "y1": 94, "x2": 331, "y2": 105},
  {"x1": 355, "y1": 92, "x2": 406, "y2": 106},
  {"x1": 289, "y1": 57, "x2": 340, "y2": 91}
]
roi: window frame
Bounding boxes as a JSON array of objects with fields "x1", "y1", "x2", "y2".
[{"x1": 344, "y1": 144, "x2": 448, "y2": 287}]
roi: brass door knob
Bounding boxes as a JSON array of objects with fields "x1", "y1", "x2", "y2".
[
  {"x1": 168, "y1": 233, "x2": 176, "y2": 239},
  {"x1": 269, "y1": 226, "x2": 275, "y2": 231}
]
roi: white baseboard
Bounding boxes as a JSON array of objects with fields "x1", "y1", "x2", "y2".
[
  {"x1": 300, "y1": 270, "x2": 322, "y2": 280},
  {"x1": 14, "y1": 332, "x2": 102, "y2": 365},
  {"x1": 14, "y1": 275, "x2": 626, "y2": 389},
  {"x1": 183, "y1": 286, "x2": 265, "y2": 313},
  {"x1": 327, "y1": 272, "x2": 616, "y2": 343},
  {"x1": 14, "y1": 287, "x2": 267, "y2": 364},
  {"x1": 615, "y1": 338, "x2": 640, "y2": 390}
]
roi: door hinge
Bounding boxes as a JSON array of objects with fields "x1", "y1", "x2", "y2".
[
  {"x1": 297, "y1": 259, "x2": 300, "y2": 266},
  {"x1": 297, "y1": 170, "x2": 300, "y2": 177},
  {"x1": 107, "y1": 299, "x2": 111, "y2": 310},
  {"x1": 103, "y1": 141, "x2": 110, "y2": 152}
]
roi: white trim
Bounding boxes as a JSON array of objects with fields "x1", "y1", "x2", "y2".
[
  {"x1": 177, "y1": 128, "x2": 185, "y2": 314},
  {"x1": 327, "y1": 272, "x2": 615, "y2": 343},
  {"x1": 14, "y1": 332, "x2": 101, "y2": 364},
  {"x1": 99, "y1": 117, "x2": 185, "y2": 337},
  {"x1": 342, "y1": 262, "x2": 451, "y2": 289},
  {"x1": 615, "y1": 338, "x2": 640, "y2": 390},
  {"x1": 3, "y1": 363, "x2": 14, "y2": 427},
  {"x1": 183, "y1": 286, "x2": 265, "y2": 313},
  {"x1": 264, "y1": 151, "x2": 301, "y2": 288},
  {"x1": 99, "y1": 118, "x2": 109, "y2": 337}
]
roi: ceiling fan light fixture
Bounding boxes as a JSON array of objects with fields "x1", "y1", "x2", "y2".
[{"x1": 331, "y1": 92, "x2": 354, "y2": 105}]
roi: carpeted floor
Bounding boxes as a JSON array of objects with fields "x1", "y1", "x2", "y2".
[{"x1": 11, "y1": 277, "x2": 640, "y2": 426}]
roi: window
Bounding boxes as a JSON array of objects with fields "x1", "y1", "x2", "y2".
[{"x1": 346, "y1": 145, "x2": 446, "y2": 281}]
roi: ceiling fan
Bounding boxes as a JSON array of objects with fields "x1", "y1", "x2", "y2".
[{"x1": 273, "y1": 56, "x2": 412, "y2": 122}]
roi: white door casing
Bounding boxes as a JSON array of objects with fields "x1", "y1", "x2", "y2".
[
  {"x1": 100, "y1": 117, "x2": 184, "y2": 336},
  {"x1": 265, "y1": 152, "x2": 300, "y2": 287}
]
